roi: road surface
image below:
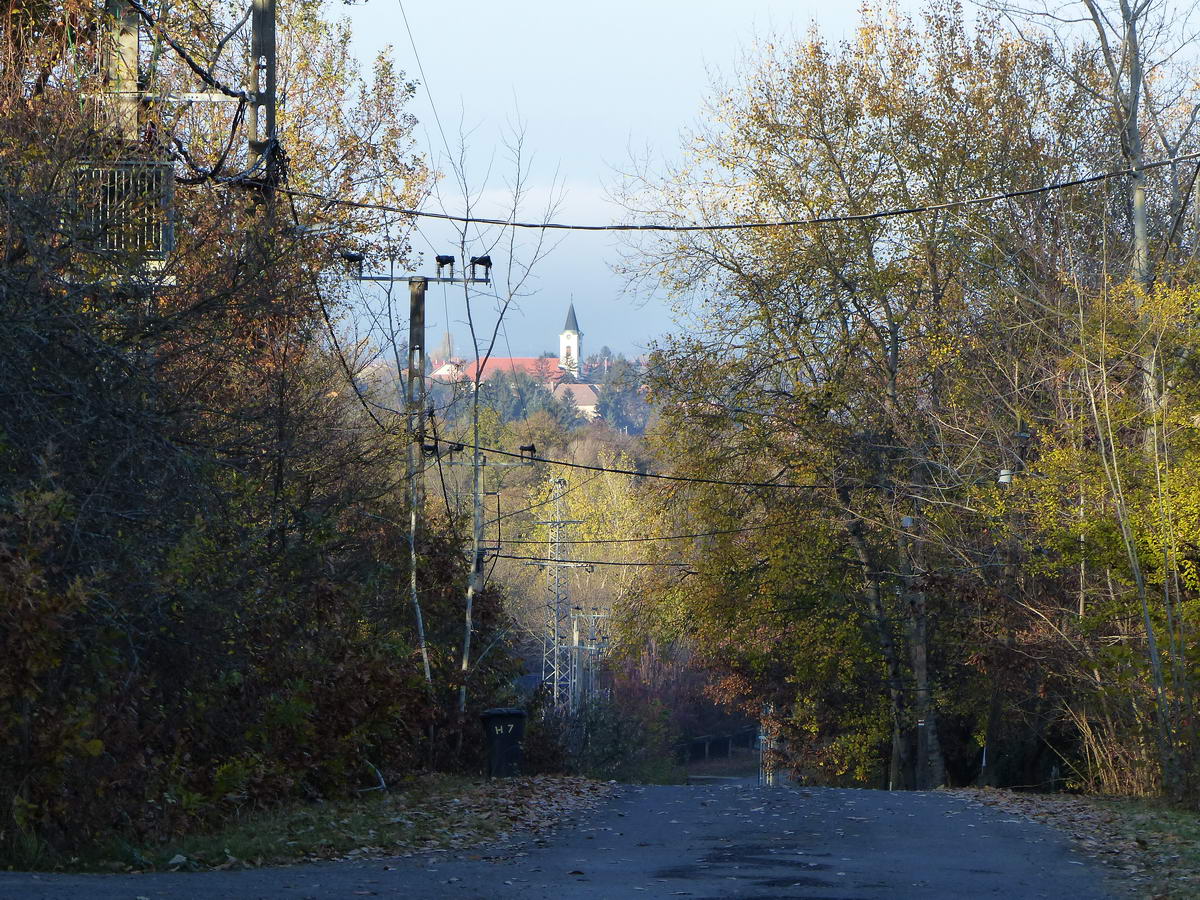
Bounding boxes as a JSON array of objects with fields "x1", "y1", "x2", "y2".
[{"x1": 0, "y1": 780, "x2": 1117, "y2": 899}]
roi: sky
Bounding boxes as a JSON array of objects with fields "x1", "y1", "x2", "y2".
[{"x1": 342, "y1": 1, "x2": 922, "y2": 361}]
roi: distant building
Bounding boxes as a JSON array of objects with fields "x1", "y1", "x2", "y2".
[
  {"x1": 552, "y1": 381, "x2": 600, "y2": 420},
  {"x1": 558, "y1": 303, "x2": 582, "y2": 377},
  {"x1": 435, "y1": 304, "x2": 597, "y2": 399},
  {"x1": 461, "y1": 355, "x2": 565, "y2": 385},
  {"x1": 429, "y1": 358, "x2": 465, "y2": 384}
]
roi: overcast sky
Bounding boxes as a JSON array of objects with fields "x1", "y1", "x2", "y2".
[{"x1": 343, "y1": 1, "x2": 922, "y2": 361}]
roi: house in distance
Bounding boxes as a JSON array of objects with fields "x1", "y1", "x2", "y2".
[{"x1": 431, "y1": 303, "x2": 603, "y2": 420}]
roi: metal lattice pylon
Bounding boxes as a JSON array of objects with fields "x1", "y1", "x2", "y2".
[
  {"x1": 543, "y1": 518, "x2": 569, "y2": 705},
  {"x1": 570, "y1": 607, "x2": 610, "y2": 710},
  {"x1": 538, "y1": 478, "x2": 582, "y2": 708}
]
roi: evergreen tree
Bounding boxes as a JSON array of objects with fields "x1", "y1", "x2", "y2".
[{"x1": 597, "y1": 357, "x2": 650, "y2": 434}]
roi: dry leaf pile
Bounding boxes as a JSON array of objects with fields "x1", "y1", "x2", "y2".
[
  {"x1": 954, "y1": 787, "x2": 1200, "y2": 899},
  {"x1": 369, "y1": 775, "x2": 616, "y2": 859},
  {"x1": 109, "y1": 775, "x2": 615, "y2": 873}
]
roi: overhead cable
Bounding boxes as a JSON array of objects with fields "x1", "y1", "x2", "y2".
[
  {"x1": 499, "y1": 522, "x2": 780, "y2": 544},
  {"x1": 395, "y1": 0, "x2": 455, "y2": 167},
  {"x1": 485, "y1": 472, "x2": 605, "y2": 527},
  {"x1": 272, "y1": 150, "x2": 1200, "y2": 233},
  {"x1": 465, "y1": 442, "x2": 823, "y2": 490},
  {"x1": 125, "y1": 0, "x2": 251, "y2": 101},
  {"x1": 492, "y1": 553, "x2": 690, "y2": 567}
]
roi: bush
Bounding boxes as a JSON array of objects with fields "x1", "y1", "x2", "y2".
[{"x1": 523, "y1": 695, "x2": 683, "y2": 784}]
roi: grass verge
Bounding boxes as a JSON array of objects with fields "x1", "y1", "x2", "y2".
[{"x1": 58, "y1": 775, "x2": 614, "y2": 874}]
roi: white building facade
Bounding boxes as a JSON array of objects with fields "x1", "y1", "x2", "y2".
[{"x1": 558, "y1": 303, "x2": 582, "y2": 377}]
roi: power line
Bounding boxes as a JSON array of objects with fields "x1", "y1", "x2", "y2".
[
  {"x1": 395, "y1": 0, "x2": 455, "y2": 167},
  {"x1": 485, "y1": 471, "x2": 605, "y2": 526},
  {"x1": 499, "y1": 522, "x2": 780, "y2": 544},
  {"x1": 126, "y1": 0, "x2": 250, "y2": 101},
  {"x1": 273, "y1": 150, "x2": 1200, "y2": 234},
  {"x1": 465, "y1": 442, "x2": 824, "y2": 490},
  {"x1": 134, "y1": 0, "x2": 1200, "y2": 240},
  {"x1": 428, "y1": 411, "x2": 457, "y2": 523},
  {"x1": 493, "y1": 553, "x2": 690, "y2": 568}
]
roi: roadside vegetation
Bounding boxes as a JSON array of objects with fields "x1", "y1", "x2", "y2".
[
  {"x1": 612, "y1": 0, "x2": 1200, "y2": 805},
  {"x1": 54, "y1": 776, "x2": 611, "y2": 873},
  {"x1": 0, "y1": 0, "x2": 511, "y2": 868}
]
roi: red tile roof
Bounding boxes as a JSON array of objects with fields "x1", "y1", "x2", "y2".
[{"x1": 460, "y1": 357, "x2": 566, "y2": 384}]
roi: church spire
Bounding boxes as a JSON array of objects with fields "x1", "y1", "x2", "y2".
[{"x1": 559, "y1": 302, "x2": 582, "y2": 377}]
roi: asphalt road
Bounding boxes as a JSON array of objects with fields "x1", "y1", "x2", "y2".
[{"x1": 0, "y1": 780, "x2": 1117, "y2": 900}]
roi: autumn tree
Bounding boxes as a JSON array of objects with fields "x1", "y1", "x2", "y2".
[
  {"x1": 0, "y1": 0, "x2": 525, "y2": 860},
  {"x1": 619, "y1": 0, "x2": 1143, "y2": 790},
  {"x1": 978, "y1": 0, "x2": 1200, "y2": 801}
]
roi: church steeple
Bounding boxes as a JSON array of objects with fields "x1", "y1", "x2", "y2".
[
  {"x1": 559, "y1": 303, "x2": 582, "y2": 377},
  {"x1": 433, "y1": 329, "x2": 454, "y2": 362}
]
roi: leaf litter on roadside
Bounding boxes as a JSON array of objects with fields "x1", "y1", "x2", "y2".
[
  {"x1": 955, "y1": 787, "x2": 1200, "y2": 899},
  {"x1": 110, "y1": 775, "x2": 614, "y2": 873}
]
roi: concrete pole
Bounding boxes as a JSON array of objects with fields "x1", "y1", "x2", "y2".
[
  {"x1": 104, "y1": 0, "x2": 140, "y2": 141},
  {"x1": 249, "y1": 0, "x2": 277, "y2": 167},
  {"x1": 570, "y1": 614, "x2": 581, "y2": 713},
  {"x1": 407, "y1": 278, "x2": 432, "y2": 688}
]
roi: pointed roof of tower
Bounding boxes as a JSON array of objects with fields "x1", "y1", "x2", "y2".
[
  {"x1": 433, "y1": 330, "x2": 454, "y2": 361},
  {"x1": 563, "y1": 303, "x2": 580, "y2": 333}
]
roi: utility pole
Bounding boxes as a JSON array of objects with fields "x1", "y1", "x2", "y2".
[
  {"x1": 358, "y1": 257, "x2": 490, "y2": 697},
  {"x1": 96, "y1": 2, "x2": 175, "y2": 288},
  {"x1": 246, "y1": 0, "x2": 278, "y2": 294},
  {"x1": 570, "y1": 605, "x2": 609, "y2": 711},
  {"x1": 406, "y1": 277, "x2": 432, "y2": 686},
  {"x1": 248, "y1": 0, "x2": 276, "y2": 174},
  {"x1": 93, "y1": 2, "x2": 232, "y2": 280},
  {"x1": 759, "y1": 702, "x2": 779, "y2": 786},
  {"x1": 571, "y1": 614, "x2": 580, "y2": 711},
  {"x1": 103, "y1": 0, "x2": 139, "y2": 142}
]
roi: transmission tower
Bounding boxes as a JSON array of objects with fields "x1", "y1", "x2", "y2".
[
  {"x1": 536, "y1": 477, "x2": 584, "y2": 708},
  {"x1": 570, "y1": 606, "x2": 610, "y2": 711}
]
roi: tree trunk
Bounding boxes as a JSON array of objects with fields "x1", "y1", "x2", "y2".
[
  {"x1": 844, "y1": 515, "x2": 911, "y2": 789},
  {"x1": 871, "y1": 580, "x2": 910, "y2": 791},
  {"x1": 907, "y1": 587, "x2": 945, "y2": 789}
]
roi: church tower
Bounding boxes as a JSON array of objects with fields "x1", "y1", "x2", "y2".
[{"x1": 559, "y1": 303, "x2": 582, "y2": 377}]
